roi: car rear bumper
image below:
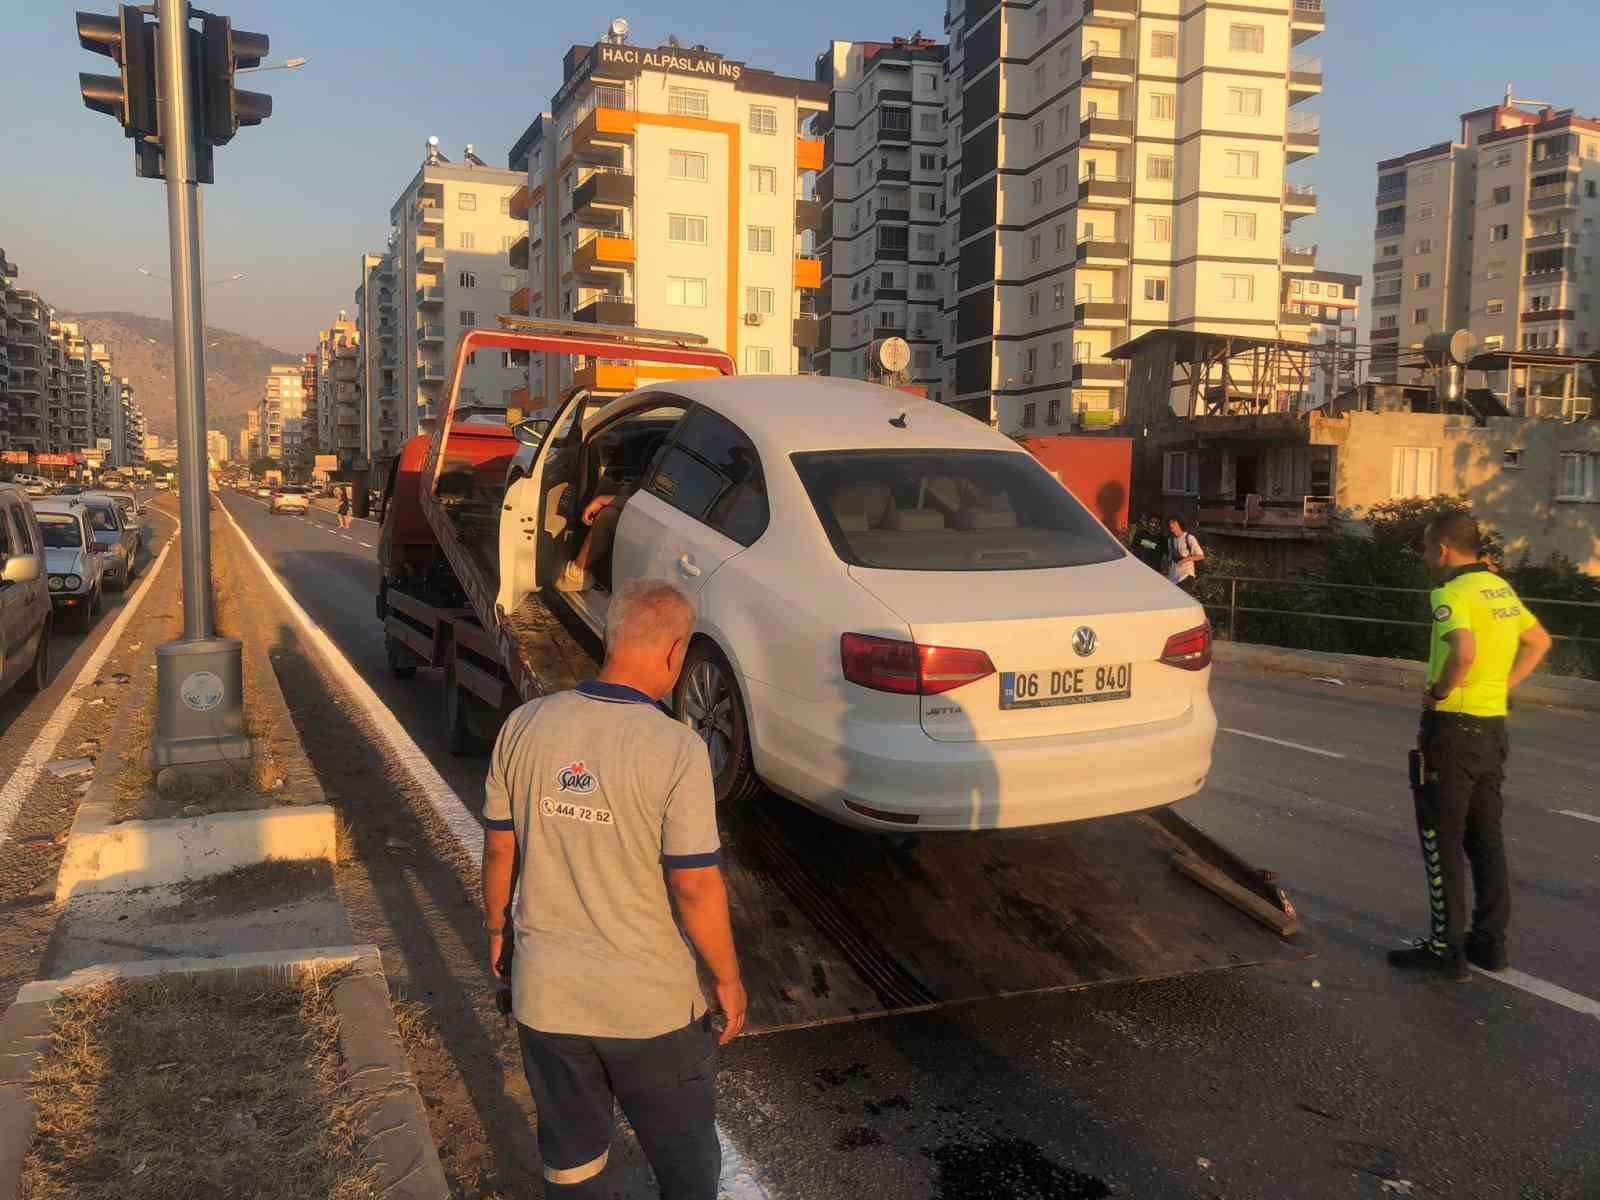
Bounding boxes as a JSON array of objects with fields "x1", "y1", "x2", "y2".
[{"x1": 748, "y1": 676, "x2": 1217, "y2": 831}]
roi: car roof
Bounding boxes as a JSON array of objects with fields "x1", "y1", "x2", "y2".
[
  {"x1": 31, "y1": 500, "x2": 84, "y2": 519},
  {"x1": 629, "y1": 376, "x2": 1015, "y2": 456}
]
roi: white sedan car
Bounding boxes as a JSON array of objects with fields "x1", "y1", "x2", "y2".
[{"x1": 500, "y1": 376, "x2": 1216, "y2": 832}]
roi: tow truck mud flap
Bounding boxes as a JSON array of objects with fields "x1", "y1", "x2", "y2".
[{"x1": 719, "y1": 798, "x2": 1314, "y2": 1035}]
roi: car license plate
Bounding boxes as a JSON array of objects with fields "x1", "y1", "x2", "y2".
[{"x1": 999, "y1": 664, "x2": 1132, "y2": 709}]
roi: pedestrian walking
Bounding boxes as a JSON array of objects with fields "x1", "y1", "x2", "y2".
[
  {"x1": 1389, "y1": 511, "x2": 1551, "y2": 981},
  {"x1": 337, "y1": 487, "x2": 352, "y2": 530},
  {"x1": 1166, "y1": 514, "x2": 1204, "y2": 595},
  {"x1": 480, "y1": 579, "x2": 745, "y2": 1199}
]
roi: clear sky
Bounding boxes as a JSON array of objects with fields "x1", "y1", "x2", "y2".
[{"x1": 5, "y1": 1, "x2": 1600, "y2": 353}]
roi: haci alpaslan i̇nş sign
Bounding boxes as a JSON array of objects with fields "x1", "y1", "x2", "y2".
[{"x1": 597, "y1": 44, "x2": 744, "y2": 82}]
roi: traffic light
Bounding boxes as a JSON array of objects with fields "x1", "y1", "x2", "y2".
[
  {"x1": 75, "y1": 7, "x2": 157, "y2": 139},
  {"x1": 199, "y1": 14, "x2": 271, "y2": 146}
]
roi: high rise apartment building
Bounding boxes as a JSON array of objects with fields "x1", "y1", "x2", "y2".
[
  {"x1": 389, "y1": 146, "x2": 526, "y2": 432},
  {"x1": 355, "y1": 251, "x2": 404, "y2": 460},
  {"x1": 1283, "y1": 267, "x2": 1359, "y2": 407},
  {"x1": 314, "y1": 316, "x2": 363, "y2": 465},
  {"x1": 813, "y1": 37, "x2": 949, "y2": 392},
  {"x1": 2, "y1": 278, "x2": 49, "y2": 454},
  {"x1": 939, "y1": 0, "x2": 1326, "y2": 433},
  {"x1": 258, "y1": 363, "x2": 305, "y2": 462},
  {"x1": 50, "y1": 321, "x2": 92, "y2": 452},
  {"x1": 508, "y1": 33, "x2": 828, "y2": 411},
  {"x1": 121, "y1": 385, "x2": 145, "y2": 469},
  {"x1": 206, "y1": 429, "x2": 230, "y2": 464},
  {"x1": 1370, "y1": 100, "x2": 1600, "y2": 386}
]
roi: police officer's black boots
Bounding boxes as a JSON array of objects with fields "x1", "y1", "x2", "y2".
[{"x1": 1387, "y1": 939, "x2": 1471, "y2": 982}]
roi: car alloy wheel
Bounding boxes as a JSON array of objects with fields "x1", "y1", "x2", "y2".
[
  {"x1": 682, "y1": 659, "x2": 735, "y2": 775},
  {"x1": 675, "y1": 643, "x2": 762, "y2": 806}
]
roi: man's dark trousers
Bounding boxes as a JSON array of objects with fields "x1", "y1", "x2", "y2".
[
  {"x1": 518, "y1": 1016, "x2": 719, "y2": 1198},
  {"x1": 1413, "y1": 711, "x2": 1511, "y2": 954}
]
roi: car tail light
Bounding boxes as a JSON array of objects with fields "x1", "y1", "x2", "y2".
[
  {"x1": 840, "y1": 634, "x2": 996, "y2": 696},
  {"x1": 1160, "y1": 622, "x2": 1212, "y2": 671}
]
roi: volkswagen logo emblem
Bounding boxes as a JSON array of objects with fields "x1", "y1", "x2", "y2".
[{"x1": 1072, "y1": 626, "x2": 1098, "y2": 658}]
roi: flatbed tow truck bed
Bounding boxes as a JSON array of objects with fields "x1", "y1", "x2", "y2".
[{"x1": 380, "y1": 318, "x2": 1314, "y2": 1034}]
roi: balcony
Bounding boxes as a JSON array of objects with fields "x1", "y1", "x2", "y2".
[
  {"x1": 417, "y1": 323, "x2": 445, "y2": 345},
  {"x1": 1075, "y1": 299, "x2": 1128, "y2": 327},
  {"x1": 1080, "y1": 115, "x2": 1135, "y2": 147},
  {"x1": 573, "y1": 359, "x2": 637, "y2": 392},
  {"x1": 1291, "y1": 0, "x2": 1325, "y2": 43},
  {"x1": 416, "y1": 203, "x2": 444, "y2": 230},
  {"x1": 1521, "y1": 307, "x2": 1574, "y2": 324},
  {"x1": 574, "y1": 296, "x2": 634, "y2": 325},
  {"x1": 1527, "y1": 230, "x2": 1578, "y2": 251},
  {"x1": 1284, "y1": 184, "x2": 1318, "y2": 218},
  {"x1": 1287, "y1": 114, "x2": 1321, "y2": 162},
  {"x1": 1289, "y1": 57, "x2": 1323, "y2": 103},
  {"x1": 418, "y1": 246, "x2": 445, "y2": 274},
  {"x1": 1530, "y1": 183, "x2": 1579, "y2": 211},
  {"x1": 416, "y1": 364, "x2": 446, "y2": 385},
  {"x1": 508, "y1": 183, "x2": 530, "y2": 222},
  {"x1": 795, "y1": 255, "x2": 823, "y2": 289},
  {"x1": 509, "y1": 287, "x2": 530, "y2": 316},
  {"x1": 1199, "y1": 495, "x2": 1331, "y2": 533},
  {"x1": 1079, "y1": 175, "x2": 1132, "y2": 205},
  {"x1": 1082, "y1": 55, "x2": 1135, "y2": 84},
  {"x1": 573, "y1": 234, "x2": 635, "y2": 276},
  {"x1": 793, "y1": 316, "x2": 821, "y2": 349},
  {"x1": 877, "y1": 165, "x2": 911, "y2": 184},
  {"x1": 1284, "y1": 244, "x2": 1317, "y2": 271},
  {"x1": 796, "y1": 137, "x2": 825, "y2": 172},
  {"x1": 796, "y1": 197, "x2": 823, "y2": 234},
  {"x1": 1073, "y1": 359, "x2": 1128, "y2": 385},
  {"x1": 574, "y1": 168, "x2": 633, "y2": 220},
  {"x1": 1077, "y1": 238, "x2": 1129, "y2": 265},
  {"x1": 508, "y1": 235, "x2": 530, "y2": 270},
  {"x1": 573, "y1": 100, "x2": 635, "y2": 160},
  {"x1": 1281, "y1": 308, "x2": 1316, "y2": 326},
  {"x1": 417, "y1": 286, "x2": 444, "y2": 307},
  {"x1": 1082, "y1": 0, "x2": 1136, "y2": 20}
]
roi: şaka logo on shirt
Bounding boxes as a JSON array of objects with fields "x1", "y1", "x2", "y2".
[{"x1": 557, "y1": 761, "x2": 597, "y2": 794}]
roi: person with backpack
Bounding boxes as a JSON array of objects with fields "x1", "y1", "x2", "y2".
[{"x1": 1166, "y1": 514, "x2": 1204, "y2": 595}]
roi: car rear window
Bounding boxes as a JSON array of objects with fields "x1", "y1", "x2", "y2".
[
  {"x1": 38, "y1": 514, "x2": 83, "y2": 548},
  {"x1": 791, "y1": 449, "x2": 1124, "y2": 572}
]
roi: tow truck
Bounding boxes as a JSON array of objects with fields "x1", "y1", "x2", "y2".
[{"x1": 375, "y1": 317, "x2": 1311, "y2": 1033}]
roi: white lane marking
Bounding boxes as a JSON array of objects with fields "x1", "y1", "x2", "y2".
[
  {"x1": 1554, "y1": 809, "x2": 1600, "y2": 826},
  {"x1": 0, "y1": 519, "x2": 175, "y2": 844},
  {"x1": 1476, "y1": 967, "x2": 1600, "y2": 1022},
  {"x1": 1221, "y1": 727, "x2": 1346, "y2": 759},
  {"x1": 341, "y1": 535, "x2": 354, "y2": 542},
  {"x1": 220, "y1": 501, "x2": 776, "y2": 1200},
  {"x1": 358, "y1": 542, "x2": 373, "y2": 549}
]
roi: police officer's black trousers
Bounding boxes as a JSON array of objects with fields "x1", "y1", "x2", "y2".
[{"x1": 1412, "y1": 712, "x2": 1511, "y2": 953}]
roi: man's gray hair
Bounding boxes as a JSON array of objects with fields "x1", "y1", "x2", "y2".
[{"x1": 604, "y1": 578, "x2": 695, "y2": 655}]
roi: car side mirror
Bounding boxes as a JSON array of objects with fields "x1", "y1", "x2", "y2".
[
  {"x1": 1, "y1": 554, "x2": 41, "y2": 585},
  {"x1": 514, "y1": 417, "x2": 551, "y2": 448}
]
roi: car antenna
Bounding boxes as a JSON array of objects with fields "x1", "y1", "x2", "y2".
[{"x1": 889, "y1": 409, "x2": 908, "y2": 428}]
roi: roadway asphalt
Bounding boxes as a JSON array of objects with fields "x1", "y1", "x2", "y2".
[{"x1": 218, "y1": 486, "x2": 1600, "y2": 1199}]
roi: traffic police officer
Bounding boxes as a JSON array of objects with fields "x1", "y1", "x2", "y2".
[{"x1": 1388, "y1": 512, "x2": 1551, "y2": 981}]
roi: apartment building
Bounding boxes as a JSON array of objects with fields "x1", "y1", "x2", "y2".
[
  {"x1": 3, "y1": 280, "x2": 49, "y2": 455},
  {"x1": 47, "y1": 320, "x2": 94, "y2": 454},
  {"x1": 813, "y1": 37, "x2": 949, "y2": 392},
  {"x1": 239, "y1": 413, "x2": 256, "y2": 464},
  {"x1": 389, "y1": 145, "x2": 526, "y2": 433},
  {"x1": 355, "y1": 251, "x2": 404, "y2": 460},
  {"x1": 258, "y1": 363, "x2": 305, "y2": 462},
  {"x1": 206, "y1": 429, "x2": 230, "y2": 464},
  {"x1": 122, "y1": 385, "x2": 145, "y2": 470},
  {"x1": 508, "y1": 31, "x2": 829, "y2": 411},
  {"x1": 314, "y1": 316, "x2": 363, "y2": 466},
  {"x1": 1371, "y1": 99, "x2": 1600, "y2": 387},
  {"x1": 1283, "y1": 267, "x2": 1360, "y2": 408},
  {"x1": 940, "y1": 0, "x2": 1326, "y2": 434}
]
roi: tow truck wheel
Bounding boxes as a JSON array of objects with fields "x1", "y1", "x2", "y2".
[
  {"x1": 675, "y1": 641, "x2": 761, "y2": 807},
  {"x1": 445, "y1": 661, "x2": 488, "y2": 757},
  {"x1": 385, "y1": 635, "x2": 417, "y2": 679}
]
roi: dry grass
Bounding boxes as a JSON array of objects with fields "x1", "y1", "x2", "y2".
[{"x1": 21, "y1": 970, "x2": 379, "y2": 1200}]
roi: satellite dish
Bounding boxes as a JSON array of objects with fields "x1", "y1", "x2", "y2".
[
  {"x1": 427, "y1": 135, "x2": 439, "y2": 148},
  {"x1": 610, "y1": 17, "x2": 630, "y2": 39},
  {"x1": 878, "y1": 337, "x2": 910, "y2": 374}
]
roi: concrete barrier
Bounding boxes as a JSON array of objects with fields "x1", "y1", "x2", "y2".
[{"x1": 1214, "y1": 641, "x2": 1600, "y2": 714}]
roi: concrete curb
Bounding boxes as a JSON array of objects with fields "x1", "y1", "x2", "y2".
[
  {"x1": 0, "y1": 946, "x2": 449, "y2": 1200},
  {"x1": 1214, "y1": 641, "x2": 1600, "y2": 714},
  {"x1": 54, "y1": 521, "x2": 335, "y2": 902}
]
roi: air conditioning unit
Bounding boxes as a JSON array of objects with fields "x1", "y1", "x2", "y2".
[{"x1": 744, "y1": 312, "x2": 765, "y2": 326}]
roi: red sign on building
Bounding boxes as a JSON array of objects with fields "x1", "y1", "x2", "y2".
[
  {"x1": 1, "y1": 451, "x2": 29, "y2": 465},
  {"x1": 35, "y1": 453, "x2": 76, "y2": 467}
]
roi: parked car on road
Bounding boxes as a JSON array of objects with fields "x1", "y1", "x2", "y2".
[
  {"x1": 12, "y1": 475, "x2": 50, "y2": 497},
  {"x1": 152, "y1": 478, "x2": 170, "y2": 490},
  {"x1": 0, "y1": 484, "x2": 51, "y2": 697},
  {"x1": 81, "y1": 496, "x2": 138, "y2": 589},
  {"x1": 31, "y1": 500, "x2": 103, "y2": 633},
  {"x1": 255, "y1": 485, "x2": 272, "y2": 499},
  {"x1": 509, "y1": 376, "x2": 1217, "y2": 830},
  {"x1": 270, "y1": 485, "x2": 311, "y2": 514}
]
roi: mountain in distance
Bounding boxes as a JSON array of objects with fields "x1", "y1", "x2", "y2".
[{"x1": 62, "y1": 310, "x2": 299, "y2": 446}]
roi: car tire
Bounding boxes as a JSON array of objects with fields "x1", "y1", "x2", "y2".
[
  {"x1": 18, "y1": 622, "x2": 49, "y2": 694},
  {"x1": 384, "y1": 634, "x2": 417, "y2": 679},
  {"x1": 675, "y1": 641, "x2": 761, "y2": 807},
  {"x1": 72, "y1": 596, "x2": 93, "y2": 634}
]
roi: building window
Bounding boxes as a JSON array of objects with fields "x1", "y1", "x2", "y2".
[
  {"x1": 459, "y1": 309, "x2": 477, "y2": 326},
  {"x1": 1150, "y1": 93, "x2": 1175, "y2": 120},
  {"x1": 458, "y1": 271, "x2": 476, "y2": 288},
  {"x1": 669, "y1": 150, "x2": 708, "y2": 181},
  {"x1": 1057, "y1": 164, "x2": 1071, "y2": 194},
  {"x1": 1492, "y1": 186, "x2": 1511, "y2": 205},
  {"x1": 1027, "y1": 290, "x2": 1040, "y2": 317},
  {"x1": 1223, "y1": 211, "x2": 1257, "y2": 240},
  {"x1": 501, "y1": 273, "x2": 519, "y2": 291},
  {"x1": 1164, "y1": 450, "x2": 1199, "y2": 495},
  {"x1": 1485, "y1": 260, "x2": 1506, "y2": 280},
  {"x1": 457, "y1": 192, "x2": 477, "y2": 211},
  {"x1": 1031, "y1": 178, "x2": 1044, "y2": 206},
  {"x1": 916, "y1": 231, "x2": 935, "y2": 252},
  {"x1": 1414, "y1": 272, "x2": 1431, "y2": 289},
  {"x1": 1412, "y1": 307, "x2": 1429, "y2": 324},
  {"x1": 747, "y1": 225, "x2": 774, "y2": 254},
  {"x1": 458, "y1": 232, "x2": 475, "y2": 250},
  {"x1": 1222, "y1": 274, "x2": 1254, "y2": 302},
  {"x1": 1227, "y1": 87, "x2": 1262, "y2": 116},
  {"x1": 915, "y1": 271, "x2": 935, "y2": 290},
  {"x1": 1151, "y1": 30, "x2": 1177, "y2": 58},
  {"x1": 1493, "y1": 151, "x2": 1513, "y2": 167},
  {"x1": 1415, "y1": 238, "x2": 1433, "y2": 254},
  {"x1": 1147, "y1": 155, "x2": 1174, "y2": 181},
  {"x1": 745, "y1": 286, "x2": 774, "y2": 315},
  {"x1": 1145, "y1": 278, "x2": 1168, "y2": 301},
  {"x1": 1229, "y1": 24, "x2": 1265, "y2": 52},
  {"x1": 1055, "y1": 223, "x2": 1069, "y2": 251},
  {"x1": 669, "y1": 214, "x2": 708, "y2": 244},
  {"x1": 499, "y1": 196, "x2": 512, "y2": 215},
  {"x1": 1052, "y1": 282, "x2": 1066, "y2": 310},
  {"x1": 920, "y1": 112, "x2": 939, "y2": 133},
  {"x1": 1051, "y1": 341, "x2": 1064, "y2": 369},
  {"x1": 669, "y1": 87, "x2": 709, "y2": 118},
  {"x1": 913, "y1": 349, "x2": 933, "y2": 369},
  {"x1": 1502, "y1": 448, "x2": 1523, "y2": 469},
  {"x1": 1377, "y1": 314, "x2": 1398, "y2": 330},
  {"x1": 1020, "y1": 402, "x2": 1037, "y2": 429},
  {"x1": 1485, "y1": 300, "x2": 1505, "y2": 316},
  {"x1": 749, "y1": 105, "x2": 778, "y2": 134},
  {"x1": 1029, "y1": 234, "x2": 1041, "y2": 262},
  {"x1": 1147, "y1": 215, "x2": 1171, "y2": 243},
  {"x1": 1033, "y1": 120, "x2": 1045, "y2": 149},
  {"x1": 1382, "y1": 244, "x2": 1400, "y2": 258},
  {"x1": 667, "y1": 276, "x2": 707, "y2": 307},
  {"x1": 1489, "y1": 225, "x2": 1509, "y2": 243},
  {"x1": 919, "y1": 152, "x2": 938, "y2": 172},
  {"x1": 744, "y1": 347, "x2": 774, "y2": 373},
  {"x1": 1225, "y1": 149, "x2": 1259, "y2": 178},
  {"x1": 1415, "y1": 203, "x2": 1434, "y2": 221},
  {"x1": 1560, "y1": 452, "x2": 1600, "y2": 499},
  {"x1": 1391, "y1": 447, "x2": 1440, "y2": 499},
  {"x1": 749, "y1": 165, "x2": 777, "y2": 194}
]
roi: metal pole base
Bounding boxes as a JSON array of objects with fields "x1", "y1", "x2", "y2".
[{"x1": 148, "y1": 638, "x2": 254, "y2": 769}]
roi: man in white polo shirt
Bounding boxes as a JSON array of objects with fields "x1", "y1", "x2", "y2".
[
  {"x1": 481, "y1": 579, "x2": 746, "y2": 1199},
  {"x1": 1167, "y1": 513, "x2": 1205, "y2": 595}
]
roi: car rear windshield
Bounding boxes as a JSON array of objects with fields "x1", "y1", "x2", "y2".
[
  {"x1": 85, "y1": 505, "x2": 119, "y2": 532},
  {"x1": 38, "y1": 514, "x2": 82, "y2": 548},
  {"x1": 791, "y1": 449, "x2": 1125, "y2": 572}
]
